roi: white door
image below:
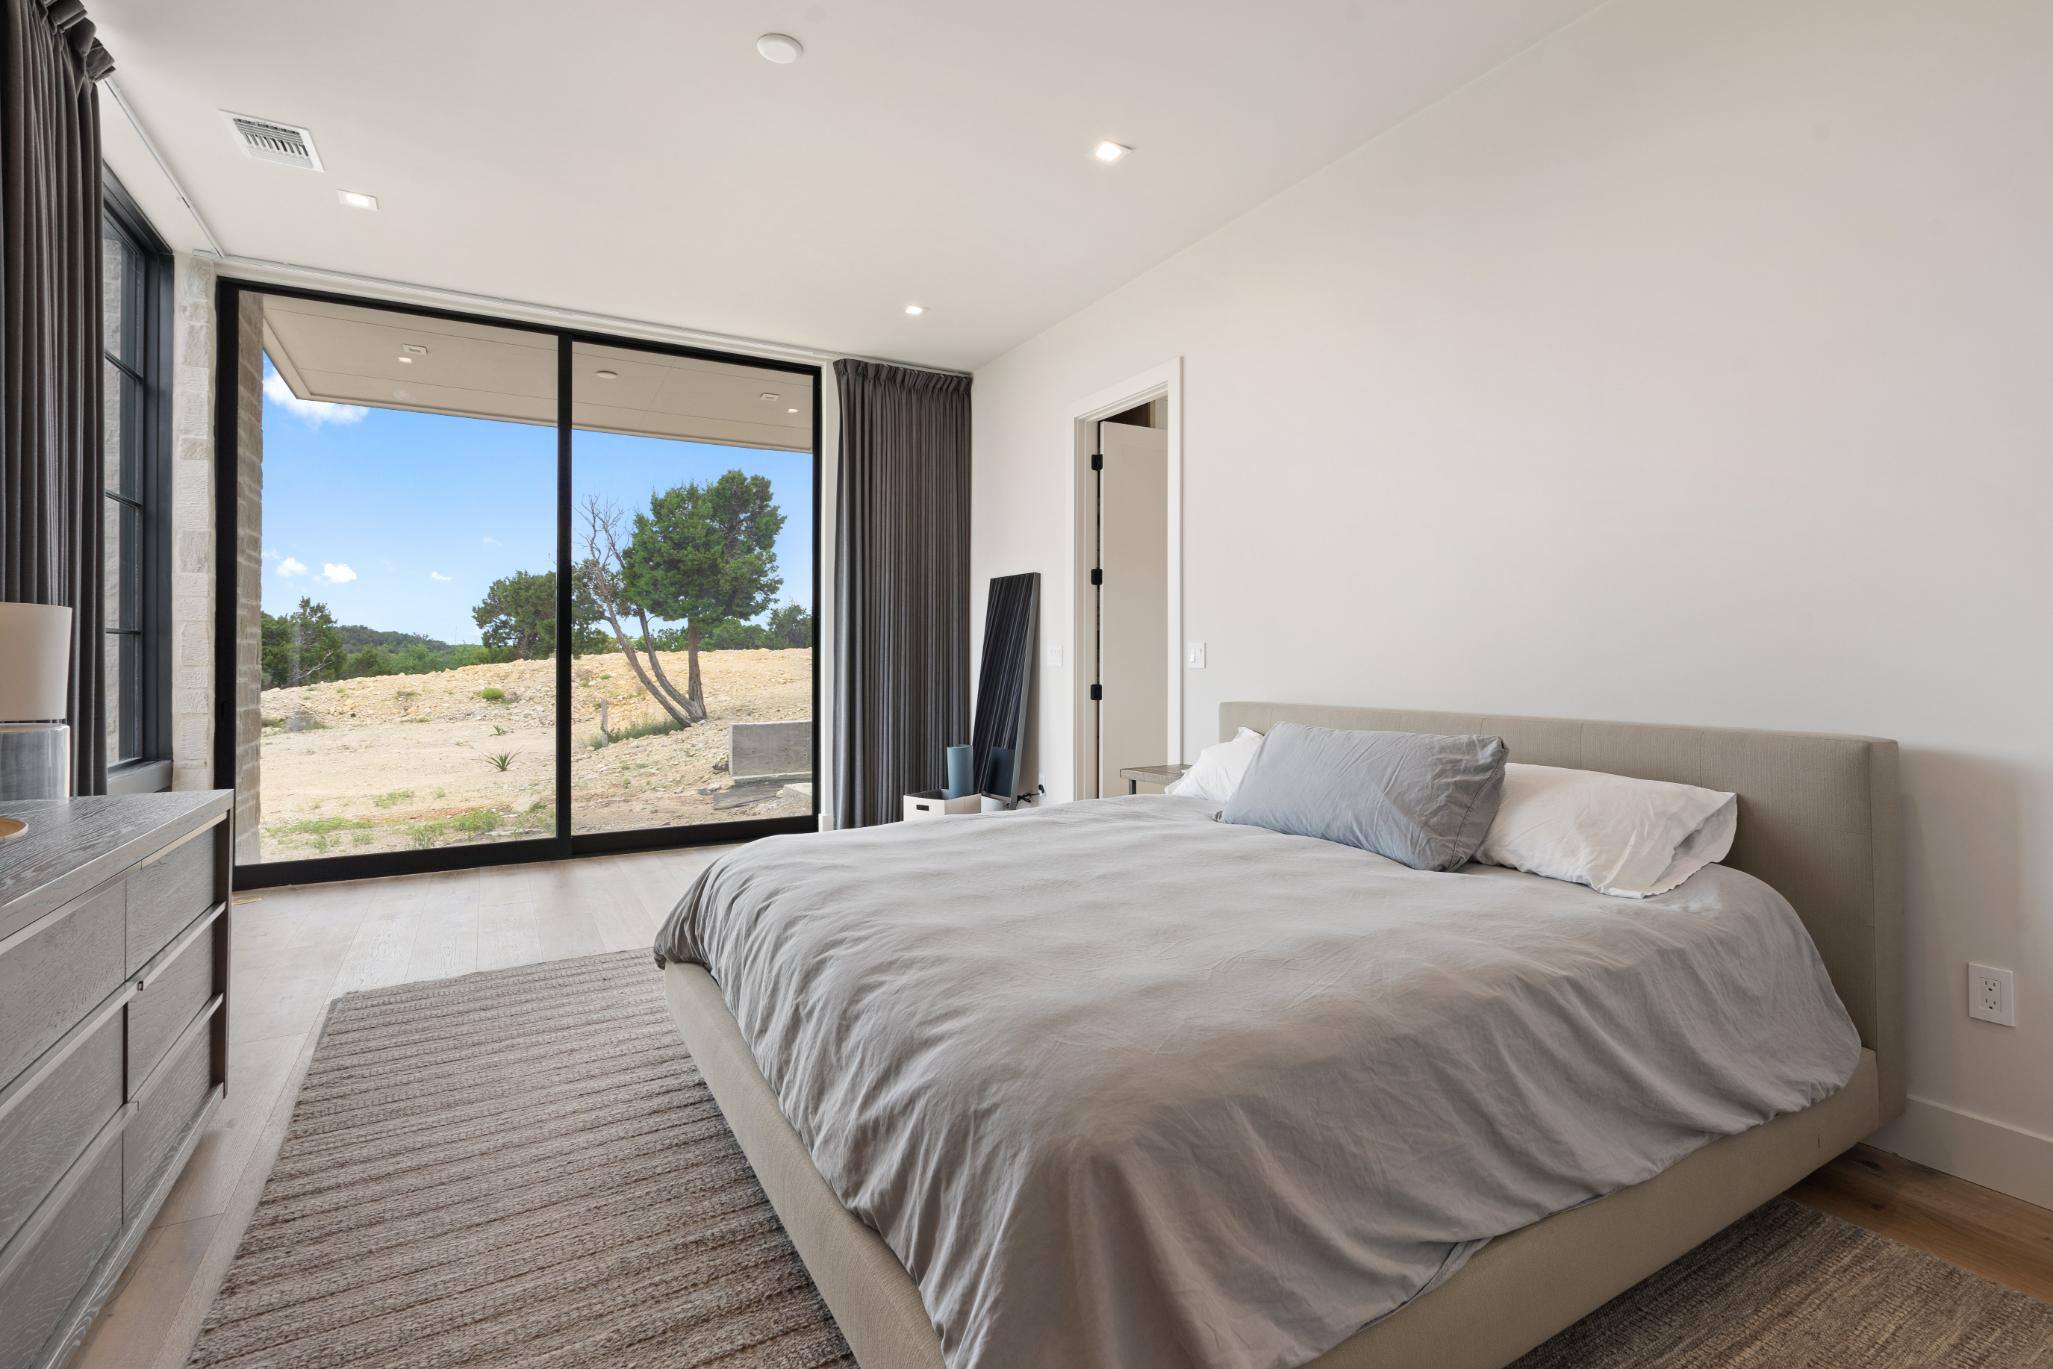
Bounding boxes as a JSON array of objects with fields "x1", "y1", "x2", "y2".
[{"x1": 1095, "y1": 420, "x2": 1169, "y2": 796}]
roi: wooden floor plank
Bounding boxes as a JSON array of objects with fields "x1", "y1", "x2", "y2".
[
  {"x1": 72, "y1": 1216, "x2": 222, "y2": 1369},
  {"x1": 1787, "y1": 1143, "x2": 2053, "y2": 1303},
  {"x1": 404, "y1": 870, "x2": 482, "y2": 981}
]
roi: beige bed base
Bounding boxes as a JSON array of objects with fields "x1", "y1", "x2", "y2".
[
  {"x1": 667, "y1": 965, "x2": 1875, "y2": 1369},
  {"x1": 660, "y1": 703, "x2": 1903, "y2": 1367}
]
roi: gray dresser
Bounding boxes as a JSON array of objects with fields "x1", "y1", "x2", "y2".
[{"x1": 0, "y1": 792, "x2": 232, "y2": 1369}]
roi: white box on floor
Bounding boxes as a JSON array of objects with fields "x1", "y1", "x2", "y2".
[{"x1": 904, "y1": 789, "x2": 981, "y2": 821}]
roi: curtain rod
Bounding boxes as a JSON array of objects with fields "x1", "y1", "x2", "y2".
[
  {"x1": 204, "y1": 254, "x2": 972, "y2": 377},
  {"x1": 103, "y1": 78, "x2": 227, "y2": 257}
]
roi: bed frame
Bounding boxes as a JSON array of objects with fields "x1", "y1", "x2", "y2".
[{"x1": 660, "y1": 703, "x2": 1903, "y2": 1368}]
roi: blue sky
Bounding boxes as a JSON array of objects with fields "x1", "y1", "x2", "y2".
[{"x1": 260, "y1": 359, "x2": 815, "y2": 643}]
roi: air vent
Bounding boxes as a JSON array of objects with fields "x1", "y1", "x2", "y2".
[{"x1": 222, "y1": 111, "x2": 323, "y2": 171}]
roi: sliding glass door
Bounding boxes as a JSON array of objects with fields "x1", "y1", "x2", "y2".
[
  {"x1": 218, "y1": 283, "x2": 819, "y2": 884},
  {"x1": 569, "y1": 341, "x2": 816, "y2": 835}
]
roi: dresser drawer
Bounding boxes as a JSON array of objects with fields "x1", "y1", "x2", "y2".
[
  {"x1": 128, "y1": 907, "x2": 222, "y2": 1093},
  {"x1": 0, "y1": 882, "x2": 126, "y2": 1088},
  {"x1": 0, "y1": 1010, "x2": 124, "y2": 1255},
  {"x1": 126, "y1": 824, "x2": 220, "y2": 975},
  {"x1": 124, "y1": 1012, "x2": 217, "y2": 1221},
  {"x1": 0, "y1": 1136, "x2": 122, "y2": 1369}
]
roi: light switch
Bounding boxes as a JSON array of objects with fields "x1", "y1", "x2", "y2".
[{"x1": 1185, "y1": 642, "x2": 1207, "y2": 669}]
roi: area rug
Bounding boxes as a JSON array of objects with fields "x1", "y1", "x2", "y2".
[{"x1": 191, "y1": 951, "x2": 2053, "y2": 1368}]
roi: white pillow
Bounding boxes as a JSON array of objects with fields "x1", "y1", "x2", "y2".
[
  {"x1": 1163, "y1": 727, "x2": 1265, "y2": 803},
  {"x1": 1476, "y1": 763, "x2": 1737, "y2": 898}
]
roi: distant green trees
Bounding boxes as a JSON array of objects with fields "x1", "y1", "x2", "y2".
[
  {"x1": 261, "y1": 598, "x2": 346, "y2": 687},
  {"x1": 258, "y1": 471, "x2": 804, "y2": 699},
  {"x1": 262, "y1": 603, "x2": 493, "y2": 688},
  {"x1": 472, "y1": 567, "x2": 607, "y2": 660}
]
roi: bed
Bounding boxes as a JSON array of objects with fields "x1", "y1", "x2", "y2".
[{"x1": 654, "y1": 703, "x2": 1902, "y2": 1369}]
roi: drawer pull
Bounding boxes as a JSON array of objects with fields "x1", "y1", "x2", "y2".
[
  {"x1": 135, "y1": 901, "x2": 227, "y2": 992},
  {"x1": 133, "y1": 994, "x2": 223, "y2": 1105},
  {"x1": 0, "y1": 984, "x2": 137, "y2": 1130},
  {"x1": 0, "y1": 1100, "x2": 133, "y2": 1289}
]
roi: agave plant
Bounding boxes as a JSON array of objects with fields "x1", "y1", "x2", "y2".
[{"x1": 486, "y1": 752, "x2": 515, "y2": 772}]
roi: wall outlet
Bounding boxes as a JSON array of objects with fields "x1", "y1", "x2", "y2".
[
  {"x1": 1968, "y1": 963, "x2": 2016, "y2": 1027},
  {"x1": 1044, "y1": 642, "x2": 1062, "y2": 669},
  {"x1": 1185, "y1": 642, "x2": 1207, "y2": 669}
]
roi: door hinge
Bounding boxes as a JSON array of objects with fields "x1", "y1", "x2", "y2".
[
  {"x1": 1090, "y1": 453, "x2": 1103, "y2": 471},
  {"x1": 1089, "y1": 568, "x2": 1102, "y2": 586},
  {"x1": 1089, "y1": 683, "x2": 1103, "y2": 701}
]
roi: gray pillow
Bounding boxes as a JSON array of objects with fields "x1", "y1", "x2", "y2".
[{"x1": 1222, "y1": 724, "x2": 1509, "y2": 872}]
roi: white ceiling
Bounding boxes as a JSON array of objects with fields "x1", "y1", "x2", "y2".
[{"x1": 93, "y1": 0, "x2": 1603, "y2": 372}]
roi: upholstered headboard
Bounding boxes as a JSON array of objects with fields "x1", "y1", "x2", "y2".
[{"x1": 1219, "y1": 702, "x2": 1905, "y2": 1121}]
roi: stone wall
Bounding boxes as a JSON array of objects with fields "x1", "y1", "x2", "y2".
[
  {"x1": 169, "y1": 255, "x2": 215, "y2": 792},
  {"x1": 232, "y1": 292, "x2": 264, "y2": 861}
]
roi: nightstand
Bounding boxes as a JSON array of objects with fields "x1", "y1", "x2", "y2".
[{"x1": 1118, "y1": 764, "x2": 1189, "y2": 795}]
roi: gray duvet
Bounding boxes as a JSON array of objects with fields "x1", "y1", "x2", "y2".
[{"x1": 654, "y1": 796, "x2": 1859, "y2": 1369}]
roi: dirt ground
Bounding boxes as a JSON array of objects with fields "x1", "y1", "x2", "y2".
[{"x1": 255, "y1": 648, "x2": 812, "y2": 860}]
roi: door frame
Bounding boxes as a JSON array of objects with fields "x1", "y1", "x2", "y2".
[
  {"x1": 1065, "y1": 358, "x2": 1182, "y2": 801},
  {"x1": 212, "y1": 277, "x2": 824, "y2": 888}
]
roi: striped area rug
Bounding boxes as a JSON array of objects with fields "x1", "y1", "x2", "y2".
[
  {"x1": 189, "y1": 951, "x2": 851, "y2": 1368},
  {"x1": 191, "y1": 951, "x2": 2053, "y2": 1368}
]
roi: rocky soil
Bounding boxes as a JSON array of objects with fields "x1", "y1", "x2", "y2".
[{"x1": 256, "y1": 648, "x2": 812, "y2": 860}]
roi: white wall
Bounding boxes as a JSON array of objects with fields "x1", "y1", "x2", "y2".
[{"x1": 971, "y1": 0, "x2": 2053, "y2": 1203}]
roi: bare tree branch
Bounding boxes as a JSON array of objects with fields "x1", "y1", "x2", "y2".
[{"x1": 580, "y1": 496, "x2": 695, "y2": 728}]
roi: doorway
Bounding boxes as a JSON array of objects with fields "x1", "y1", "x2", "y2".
[{"x1": 1068, "y1": 362, "x2": 1181, "y2": 800}]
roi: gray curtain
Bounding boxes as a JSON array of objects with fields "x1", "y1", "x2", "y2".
[
  {"x1": 832, "y1": 359, "x2": 972, "y2": 827},
  {"x1": 1, "y1": 0, "x2": 113, "y2": 793}
]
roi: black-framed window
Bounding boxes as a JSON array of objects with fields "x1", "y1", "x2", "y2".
[
  {"x1": 214, "y1": 279, "x2": 823, "y2": 888},
  {"x1": 101, "y1": 175, "x2": 173, "y2": 787}
]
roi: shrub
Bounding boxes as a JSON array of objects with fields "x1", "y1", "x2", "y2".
[
  {"x1": 479, "y1": 687, "x2": 506, "y2": 702},
  {"x1": 486, "y1": 752, "x2": 514, "y2": 772},
  {"x1": 372, "y1": 789, "x2": 412, "y2": 809}
]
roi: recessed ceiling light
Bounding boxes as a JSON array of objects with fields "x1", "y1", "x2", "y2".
[
  {"x1": 594, "y1": 369, "x2": 618, "y2": 380},
  {"x1": 1091, "y1": 140, "x2": 1131, "y2": 164},
  {"x1": 904, "y1": 303, "x2": 925, "y2": 316},
  {"x1": 759, "y1": 391, "x2": 781, "y2": 401},
  {"x1": 395, "y1": 355, "x2": 413, "y2": 364},
  {"x1": 756, "y1": 32, "x2": 803, "y2": 64},
  {"x1": 336, "y1": 189, "x2": 379, "y2": 210},
  {"x1": 787, "y1": 407, "x2": 799, "y2": 414},
  {"x1": 401, "y1": 344, "x2": 428, "y2": 355}
]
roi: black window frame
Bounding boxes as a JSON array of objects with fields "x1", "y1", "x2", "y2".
[
  {"x1": 102, "y1": 173, "x2": 175, "y2": 795},
  {"x1": 213, "y1": 278, "x2": 824, "y2": 888}
]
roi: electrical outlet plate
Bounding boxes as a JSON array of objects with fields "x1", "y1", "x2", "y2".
[
  {"x1": 1968, "y1": 962, "x2": 2016, "y2": 1027},
  {"x1": 1185, "y1": 642, "x2": 1207, "y2": 669}
]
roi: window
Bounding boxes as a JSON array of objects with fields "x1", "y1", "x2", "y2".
[
  {"x1": 219, "y1": 283, "x2": 820, "y2": 882},
  {"x1": 101, "y1": 175, "x2": 172, "y2": 785}
]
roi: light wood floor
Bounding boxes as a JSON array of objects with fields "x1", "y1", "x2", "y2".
[{"x1": 73, "y1": 849, "x2": 2053, "y2": 1367}]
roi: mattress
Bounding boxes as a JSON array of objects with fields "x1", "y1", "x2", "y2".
[{"x1": 653, "y1": 796, "x2": 1860, "y2": 1369}]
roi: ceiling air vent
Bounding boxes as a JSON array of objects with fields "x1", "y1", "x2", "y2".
[{"x1": 223, "y1": 111, "x2": 323, "y2": 171}]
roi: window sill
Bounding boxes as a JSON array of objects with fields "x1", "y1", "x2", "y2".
[{"x1": 107, "y1": 758, "x2": 173, "y2": 796}]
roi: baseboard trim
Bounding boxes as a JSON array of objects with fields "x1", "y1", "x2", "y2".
[{"x1": 1871, "y1": 1095, "x2": 2053, "y2": 1211}]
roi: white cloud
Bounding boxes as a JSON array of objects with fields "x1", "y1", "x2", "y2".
[
  {"x1": 481, "y1": 535, "x2": 501, "y2": 546},
  {"x1": 429, "y1": 570, "x2": 453, "y2": 582},
  {"x1": 320, "y1": 562, "x2": 358, "y2": 584},
  {"x1": 277, "y1": 556, "x2": 308, "y2": 577},
  {"x1": 263, "y1": 367, "x2": 369, "y2": 428},
  {"x1": 262, "y1": 548, "x2": 281, "y2": 561}
]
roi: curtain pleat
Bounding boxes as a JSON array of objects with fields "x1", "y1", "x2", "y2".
[
  {"x1": 1, "y1": 0, "x2": 112, "y2": 793},
  {"x1": 832, "y1": 359, "x2": 972, "y2": 827}
]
